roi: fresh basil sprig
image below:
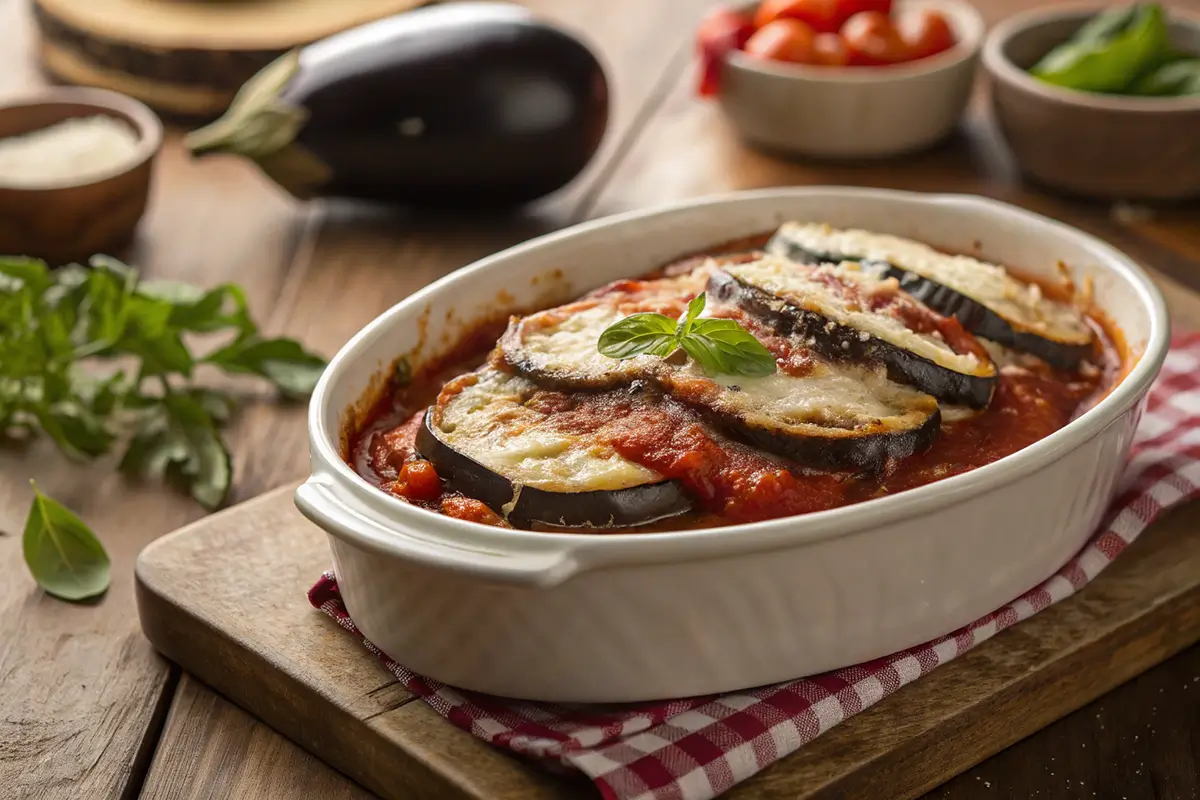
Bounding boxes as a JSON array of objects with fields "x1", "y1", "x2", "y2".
[
  {"x1": 597, "y1": 293, "x2": 777, "y2": 378},
  {"x1": 2, "y1": 254, "x2": 327, "y2": 601}
]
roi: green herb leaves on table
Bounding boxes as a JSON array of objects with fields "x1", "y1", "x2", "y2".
[
  {"x1": 23, "y1": 481, "x2": 110, "y2": 602},
  {"x1": 1030, "y1": 3, "x2": 1198, "y2": 96},
  {"x1": 597, "y1": 293, "x2": 777, "y2": 378},
  {"x1": 1, "y1": 255, "x2": 327, "y2": 601}
]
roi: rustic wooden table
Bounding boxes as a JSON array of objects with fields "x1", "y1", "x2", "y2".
[{"x1": 2, "y1": 0, "x2": 1198, "y2": 797}]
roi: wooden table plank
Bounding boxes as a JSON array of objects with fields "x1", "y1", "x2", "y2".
[
  {"x1": 0, "y1": 0, "x2": 309, "y2": 796},
  {"x1": 138, "y1": 675, "x2": 377, "y2": 800}
]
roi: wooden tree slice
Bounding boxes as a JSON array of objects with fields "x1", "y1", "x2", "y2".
[{"x1": 33, "y1": 0, "x2": 427, "y2": 118}]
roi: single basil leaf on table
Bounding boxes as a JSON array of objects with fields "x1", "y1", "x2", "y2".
[
  {"x1": 597, "y1": 313, "x2": 679, "y2": 359},
  {"x1": 683, "y1": 318, "x2": 778, "y2": 377},
  {"x1": 1130, "y1": 58, "x2": 1200, "y2": 95},
  {"x1": 1031, "y1": 3, "x2": 1170, "y2": 93},
  {"x1": 23, "y1": 481, "x2": 110, "y2": 602},
  {"x1": 204, "y1": 336, "x2": 327, "y2": 398}
]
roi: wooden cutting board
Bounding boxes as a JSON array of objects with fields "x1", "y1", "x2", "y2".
[
  {"x1": 32, "y1": 0, "x2": 426, "y2": 117},
  {"x1": 135, "y1": 484, "x2": 1200, "y2": 800}
]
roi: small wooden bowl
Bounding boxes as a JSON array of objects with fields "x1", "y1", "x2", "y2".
[
  {"x1": 0, "y1": 87, "x2": 163, "y2": 264},
  {"x1": 718, "y1": 0, "x2": 986, "y2": 159},
  {"x1": 983, "y1": 6, "x2": 1200, "y2": 201}
]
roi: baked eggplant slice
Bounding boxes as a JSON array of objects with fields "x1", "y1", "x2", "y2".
[
  {"x1": 659, "y1": 361, "x2": 941, "y2": 470},
  {"x1": 499, "y1": 302, "x2": 647, "y2": 390},
  {"x1": 416, "y1": 369, "x2": 692, "y2": 529},
  {"x1": 767, "y1": 222, "x2": 1094, "y2": 370},
  {"x1": 499, "y1": 267, "x2": 717, "y2": 390},
  {"x1": 499, "y1": 294, "x2": 941, "y2": 470},
  {"x1": 709, "y1": 257, "x2": 997, "y2": 408}
]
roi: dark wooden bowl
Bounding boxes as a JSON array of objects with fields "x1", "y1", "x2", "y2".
[
  {"x1": 0, "y1": 87, "x2": 163, "y2": 264},
  {"x1": 982, "y1": 6, "x2": 1200, "y2": 201}
]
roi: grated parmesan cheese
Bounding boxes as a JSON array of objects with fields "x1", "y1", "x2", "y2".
[{"x1": 0, "y1": 116, "x2": 140, "y2": 188}]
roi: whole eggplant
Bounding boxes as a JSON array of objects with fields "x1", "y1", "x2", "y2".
[{"x1": 185, "y1": 2, "x2": 609, "y2": 207}]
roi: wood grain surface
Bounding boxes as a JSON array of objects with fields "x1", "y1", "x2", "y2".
[{"x1": 2, "y1": 0, "x2": 1199, "y2": 796}]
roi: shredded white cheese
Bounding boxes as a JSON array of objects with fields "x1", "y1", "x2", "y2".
[
  {"x1": 727, "y1": 256, "x2": 988, "y2": 376},
  {"x1": 771, "y1": 222, "x2": 1092, "y2": 344},
  {"x1": 0, "y1": 116, "x2": 140, "y2": 188}
]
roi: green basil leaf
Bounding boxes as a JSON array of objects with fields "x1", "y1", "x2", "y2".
[
  {"x1": 23, "y1": 482, "x2": 110, "y2": 601},
  {"x1": 0, "y1": 257, "x2": 53, "y2": 294},
  {"x1": 185, "y1": 387, "x2": 236, "y2": 423},
  {"x1": 597, "y1": 313, "x2": 679, "y2": 360},
  {"x1": 204, "y1": 336, "x2": 326, "y2": 398},
  {"x1": 678, "y1": 292, "x2": 707, "y2": 337},
  {"x1": 140, "y1": 282, "x2": 255, "y2": 335},
  {"x1": 684, "y1": 318, "x2": 778, "y2": 377},
  {"x1": 128, "y1": 331, "x2": 195, "y2": 378},
  {"x1": 84, "y1": 266, "x2": 134, "y2": 347},
  {"x1": 32, "y1": 401, "x2": 114, "y2": 461},
  {"x1": 162, "y1": 394, "x2": 232, "y2": 509},
  {"x1": 119, "y1": 395, "x2": 232, "y2": 509}
]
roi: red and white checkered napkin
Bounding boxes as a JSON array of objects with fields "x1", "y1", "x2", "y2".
[{"x1": 309, "y1": 333, "x2": 1200, "y2": 800}]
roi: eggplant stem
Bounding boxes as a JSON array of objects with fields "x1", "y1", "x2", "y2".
[{"x1": 182, "y1": 49, "x2": 306, "y2": 161}]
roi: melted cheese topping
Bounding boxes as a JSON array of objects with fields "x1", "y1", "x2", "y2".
[
  {"x1": 505, "y1": 295, "x2": 936, "y2": 438},
  {"x1": 516, "y1": 303, "x2": 650, "y2": 382},
  {"x1": 436, "y1": 371, "x2": 660, "y2": 492},
  {"x1": 771, "y1": 223, "x2": 1092, "y2": 344},
  {"x1": 663, "y1": 360, "x2": 935, "y2": 435},
  {"x1": 725, "y1": 257, "x2": 989, "y2": 377}
]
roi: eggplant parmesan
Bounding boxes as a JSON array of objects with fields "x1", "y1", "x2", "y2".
[
  {"x1": 499, "y1": 290, "x2": 941, "y2": 469},
  {"x1": 349, "y1": 223, "x2": 1120, "y2": 533},
  {"x1": 767, "y1": 223, "x2": 1095, "y2": 369},
  {"x1": 709, "y1": 256, "x2": 997, "y2": 408}
]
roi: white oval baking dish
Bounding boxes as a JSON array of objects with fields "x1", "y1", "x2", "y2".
[{"x1": 296, "y1": 187, "x2": 1169, "y2": 703}]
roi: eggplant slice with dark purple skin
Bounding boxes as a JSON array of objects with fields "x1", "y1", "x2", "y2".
[
  {"x1": 498, "y1": 297, "x2": 942, "y2": 470},
  {"x1": 709, "y1": 257, "x2": 998, "y2": 408},
  {"x1": 416, "y1": 369, "x2": 692, "y2": 529},
  {"x1": 766, "y1": 223, "x2": 1094, "y2": 370},
  {"x1": 185, "y1": 3, "x2": 609, "y2": 208}
]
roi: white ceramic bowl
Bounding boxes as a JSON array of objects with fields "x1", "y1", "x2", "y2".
[
  {"x1": 717, "y1": 0, "x2": 985, "y2": 158},
  {"x1": 296, "y1": 187, "x2": 1168, "y2": 703}
]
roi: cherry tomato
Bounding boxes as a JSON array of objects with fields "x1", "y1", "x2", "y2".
[
  {"x1": 840, "y1": 11, "x2": 910, "y2": 65},
  {"x1": 393, "y1": 460, "x2": 443, "y2": 502},
  {"x1": 833, "y1": 0, "x2": 893, "y2": 21},
  {"x1": 696, "y1": 7, "x2": 756, "y2": 96},
  {"x1": 744, "y1": 19, "x2": 819, "y2": 64},
  {"x1": 754, "y1": 0, "x2": 841, "y2": 34},
  {"x1": 899, "y1": 9, "x2": 956, "y2": 61},
  {"x1": 812, "y1": 32, "x2": 851, "y2": 66},
  {"x1": 757, "y1": 0, "x2": 892, "y2": 34}
]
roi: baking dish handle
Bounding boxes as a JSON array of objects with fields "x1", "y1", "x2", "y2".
[{"x1": 294, "y1": 478, "x2": 580, "y2": 588}]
